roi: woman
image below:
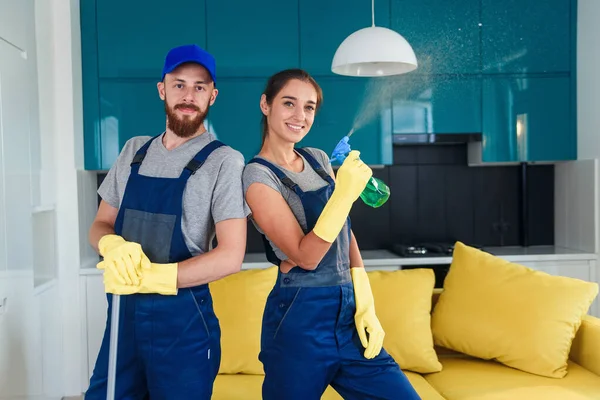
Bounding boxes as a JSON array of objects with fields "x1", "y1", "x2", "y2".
[{"x1": 242, "y1": 69, "x2": 420, "y2": 400}]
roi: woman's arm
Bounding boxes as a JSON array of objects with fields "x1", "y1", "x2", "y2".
[
  {"x1": 246, "y1": 149, "x2": 370, "y2": 271},
  {"x1": 349, "y1": 231, "x2": 364, "y2": 268},
  {"x1": 246, "y1": 182, "x2": 333, "y2": 270}
]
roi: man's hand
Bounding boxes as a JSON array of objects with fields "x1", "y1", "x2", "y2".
[{"x1": 97, "y1": 234, "x2": 151, "y2": 285}]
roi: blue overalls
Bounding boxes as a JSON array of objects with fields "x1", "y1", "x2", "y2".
[
  {"x1": 86, "y1": 136, "x2": 223, "y2": 400},
  {"x1": 249, "y1": 149, "x2": 420, "y2": 400}
]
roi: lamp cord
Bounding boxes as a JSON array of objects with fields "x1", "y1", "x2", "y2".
[{"x1": 371, "y1": 0, "x2": 375, "y2": 26}]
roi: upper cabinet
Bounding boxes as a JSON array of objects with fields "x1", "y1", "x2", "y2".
[
  {"x1": 206, "y1": 79, "x2": 267, "y2": 162},
  {"x1": 96, "y1": 0, "x2": 207, "y2": 78},
  {"x1": 206, "y1": 1, "x2": 299, "y2": 77},
  {"x1": 298, "y1": 77, "x2": 393, "y2": 166},
  {"x1": 205, "y1": 76, "x2": 392, "y2": 166},
  {"x1": 481, "y1": 0, "x2": 572, "y2": 74},
  {"x1": 480, "y1": 76, "x2": 575, "y2": 163},
  {"x1": 97, "y1": 81, "x2": 166, "y2": 169},
  {"x1": 391, "y1": 0, "x2": 481, "y2": 74},
  {"x1": 81, "y1": 0, "x2": 577, "y2": 170},
  {"x1": 391, "y1": 75, "x2": 481, "y2": 134},
  {"x1": 299, "y1": 0, "x2": 391, "y2": 76}
]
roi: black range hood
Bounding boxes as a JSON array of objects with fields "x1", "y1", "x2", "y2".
[{"x1": 392, "y1": 133, "x2": 482, "y2": 145}]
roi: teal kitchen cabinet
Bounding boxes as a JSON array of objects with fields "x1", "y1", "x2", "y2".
[
  {"x1": 481, "y1": 0, "x2": 572, "y2": 74},
  {"x1": 391, "y1": 0, "x2": 480, "y2": 74},
  {"x1": 299, "y1": 0, "x2": 391, "y2": 76},
  {"x1": 81, "y1": 0, "x2": 102, "y2": 170},
  {"x1": 81, "y1": 0, "x2": 577, "y2": 170},
  {"x1": 481, "y1": 76, "x2": 575, "y2": 162},
  {"x1": 298, "y1": 77, "x2": 393, "y2": 166},
  {"x1": 206, "y1": 1, "x2": 299, "y2": 77},
  {"x1": 85, "y1": 76, "x2": 396, "y2": 169},
  {"x1": 392, "y1": 75, "x2": 481, "y2": 134},
  {"x1": 209, "y1": 77, "x2": 393, "y2": 165},
  {"x1": 206, "y1": 78, "x2": 267, "y2": 162},
  {"x1": 93, "y1": 79, "x2": 267, "y2": 169},
  {"x1": 96, "y1": 81, "x2": 166, "y2": 170},
  {"x1": 96, "y1": 0, "x2": 206, "y2": 78}
]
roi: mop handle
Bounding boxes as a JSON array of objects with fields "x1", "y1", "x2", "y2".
[{"x1": 106, "y1": 293, "x2": 121, "y2": 400}]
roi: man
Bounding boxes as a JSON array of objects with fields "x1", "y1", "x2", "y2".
[{"x1": 85, "y1": 44, "x2": 249, "y2": 399}]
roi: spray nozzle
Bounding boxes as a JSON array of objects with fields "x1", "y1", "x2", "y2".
[
  {"x1": 330, "y1": 135, "x2": 352, "y2": 164},
  {"x1": 328, "y1": 127, "x2": 391, "y2": 208}
]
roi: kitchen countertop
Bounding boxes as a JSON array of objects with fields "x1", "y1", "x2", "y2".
[
  {"x1": 79, "y1": 245, "x2": 597, "y2": 274},
  {"x1": 241, "y1": 246, "x2": 598, "y2": 269}
]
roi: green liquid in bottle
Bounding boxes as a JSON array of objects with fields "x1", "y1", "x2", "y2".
[{"x1": 359, "y1": 177, "x2": 390, "y2": 208}]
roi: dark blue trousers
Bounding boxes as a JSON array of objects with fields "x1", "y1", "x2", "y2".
[
  {"x1": 86, "y1": 286, "x2": 221, "y2": 400},
  {"x1": 259, "y1": 282, "x2": 421, "y2": 400}
]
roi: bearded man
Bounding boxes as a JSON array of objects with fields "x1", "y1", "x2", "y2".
[{"x1": 85, "y1": 44, "x2": 249, "y2": 400}]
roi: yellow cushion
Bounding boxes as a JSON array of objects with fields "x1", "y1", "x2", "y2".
[
  {"x1": 368, "y1": 269, "x2": 442, "y2": 373},
  {"x1": 210, "y1": 374, "x2": 351, "y2": 400},
  {"x1": 212, "y1": 374, "x2": 264, "y2": 400},
  {"x1": 320, "y1": 372, "x2": 444, "y2": 400},
  {"x1": 431, "y1": 242, "x2": 599, "y2": 378},
  {"x1": 403, "y1": 371, "x2": 447, "y2": 400},
  {"x1": 424, "y1": 356, "x2": 600, "y2": 400},
  {"x1": 209, "y1": 266, "x2": 278, "y2": 375},
  {"x1": 570, "y1": 315, "x2": 600, "y2": 377},
  {"x1": 212, "y1": 372, "x2": 443, "y2": 400}
]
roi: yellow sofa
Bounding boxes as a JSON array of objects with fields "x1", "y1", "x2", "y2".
[{"x1": 208, "y1": 244, "x2": 600, "y2": 400}]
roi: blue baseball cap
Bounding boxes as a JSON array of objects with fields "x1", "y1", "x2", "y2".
[{"x1": 161, "y1": 44, "x2": 216, "y2": 83}]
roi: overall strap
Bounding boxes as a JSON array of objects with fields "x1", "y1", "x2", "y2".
[
  {"x1": 295, "y1": 148, "x2": 334, "y2": 185},
  {"x1": 129, "y1": 134, "x2": 161, "y2": 174},
  {"x1": 247, "y1": 158, "x2": 305, "y2": 197},
  {"x1": 180, "y1": 140, "x2": 226, "y2": 180}
]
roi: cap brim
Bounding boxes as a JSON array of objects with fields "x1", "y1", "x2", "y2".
[{"x1": 162, "y1": 60, "x2": 216, "y2": 82}]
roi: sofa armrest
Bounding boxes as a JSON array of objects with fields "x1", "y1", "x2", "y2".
[{"x1": 570, "y1": 315, "x2": 600, "y2": 376}]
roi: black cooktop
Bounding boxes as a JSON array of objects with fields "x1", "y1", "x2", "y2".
[{"x1": 390, "y1": 242, "x2": 482, "y2": 257}]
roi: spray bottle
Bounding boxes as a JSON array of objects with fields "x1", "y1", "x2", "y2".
[{"x1": 330, "y1": 129, "x2": 390, "y2": 208}]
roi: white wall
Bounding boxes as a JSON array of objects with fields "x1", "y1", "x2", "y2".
[
  {"x1": 0, "y1": 0, "x2": 50, "y2": 397},
  {"x1": 554, "y1": 0, "x2": 600, "y2": 254},
  {"x1": 0, "y1": 0, "x2": 89, "y2": 398},
  {"x1": 577, "y1": 0, "x2": 600, "y2": 161},
  {"x1": 554, "y1": 160, "x2": 597, "y2": 253},
  {"x1": 44, "y1": 0, "x2": 93, "y2": 396}
]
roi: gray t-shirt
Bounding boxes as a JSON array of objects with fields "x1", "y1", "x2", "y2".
[
  {"x1": 98, "y1": 131, "x2": 250, "y2": 256},
  {"x1": 242, "y1": 147, "x2": 333, "y2": 261}
]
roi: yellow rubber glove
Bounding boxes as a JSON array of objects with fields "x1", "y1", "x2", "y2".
[
  {"x1": 138, "y1": 263, "x2": 179, "y2": 295},
  {"x1": 313, "y1": 151, "x2": 372, "y2": 243},
  {"x1": 100, "y1": 262, "x2": 140, "y2": 295},
  {"x1": 97, "y1": 234, "x2": 151, "y2": 285},
  {"x1": 99, "y1": 261, "x2": 178, "y2": 295},
  {"x1": 351, "y1": 267, "x2": 385, "y2": 359}
]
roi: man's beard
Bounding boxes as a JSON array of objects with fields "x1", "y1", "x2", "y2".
[{"x1": 165, "y1": 100, "x2": 210, "y2": 138}]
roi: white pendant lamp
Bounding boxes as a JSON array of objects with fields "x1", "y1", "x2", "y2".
[{"x1": 331, "y1": 0, "x2": 418, "y2": 77}]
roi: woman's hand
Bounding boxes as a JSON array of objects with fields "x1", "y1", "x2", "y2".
[{"x1": 280, "y1": 259, "x2": 297, "y2": 273}]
